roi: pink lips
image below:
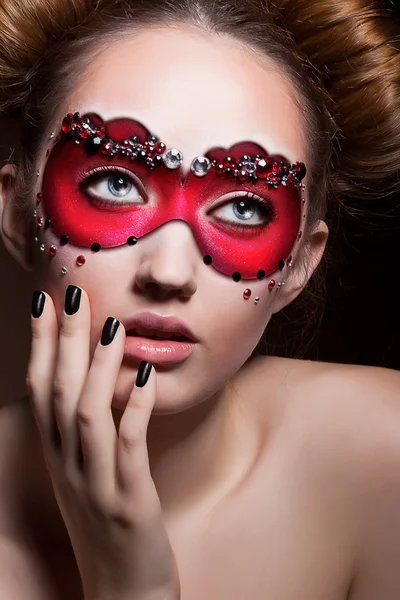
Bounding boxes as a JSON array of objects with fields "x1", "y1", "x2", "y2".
[{"x1": 122, "y1": 312, "x2": 198, "y2": 365}]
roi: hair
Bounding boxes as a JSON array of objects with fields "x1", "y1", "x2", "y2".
[{"x1": 0, "y1": 0, "x2": 399, "y2": 358}]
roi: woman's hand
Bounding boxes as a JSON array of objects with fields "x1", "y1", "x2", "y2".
[{"x1": 27, "y1": 286, "x2": 181, "y2": 600}]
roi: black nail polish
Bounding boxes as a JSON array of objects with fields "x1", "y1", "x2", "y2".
[
  {"x1": 65, "y1": 285, "x2": 81, "y2": 316},
  {"x1": 32, "y1": 291, "x2": 46, "y2": 318},
  {"x1": 136, "y1": 361, "x2": 152, "y2": 388},
  {"x1": 101, "y1": 317, "x2": 120, "y2": 346}
]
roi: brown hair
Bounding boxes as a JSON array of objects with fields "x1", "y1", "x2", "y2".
[{"x1": 1, "y1": 0, "x2": 399, "y2": 356}]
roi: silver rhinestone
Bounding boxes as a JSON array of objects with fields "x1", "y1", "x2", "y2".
[
  {"x1": 34, "y1": 237, "x2": 39, "y2": 243},
  {"x1": 128, "y1": 135, "x2": 140, "y2": 147},
  {"x1": 49, "y1": 132, "x2": 55, "y2": 139},
  {"x1": 255, "y1": 297, "x2": 260, "y2": 304},
  {"x1": 36, "y1": 169, "x2": 41, "y2": 177},
  {"x1": 40, "y1": 244, "x2": 45, "y2": 252},
  {"x1": 277, "y1": 282, "x2": 282, "y2": 290},
  {"x1": 61, "y1": 267, "x2": 68, "y2": 275},
  {"x1": 241, "y1": 156, "x2": 256, "y2": 174},
  {"x1": 162, "y1": 149, "x2": 183, "y2": 169},
  {"x1": 33, "y1": 210, "x2": 37, "y2": 217},
  {"x1": 147, "y1": 135, "x2": 159, "y2": 146},
  {"x1": 190, "y1": 156, "x2": 211, "y2": 177},
  {"x1": 281, "y1": 279, "x2": 287, "y2": 286}
]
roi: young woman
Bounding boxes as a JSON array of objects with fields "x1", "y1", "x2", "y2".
[{"x1": 0, "y1": 1, "x2": 400, "y2": 599}]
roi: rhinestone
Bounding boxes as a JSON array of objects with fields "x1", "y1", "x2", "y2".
[
  {"x1": 36, "y1": 169, "x2": 41, "y2": 177},
  {"x1": 127, "y1": 236, "x2": 138, "y2": 245},
  {"x1": 241, "y1": 156, "x2": 256, "y2": 174},
  {"x1": 232, "y1": 272, "x2": 242, "y2": 282},
  {"x1": 190, "y1": 156, "x2": 211, "y2": 177},
  {"x1": 268, "y1": 279, "x2": 276, "y2": 290},
  {"x1": 62, "y1": 113, "x2": 74, "y2": 134},
  {"x1": 40, "y1": 244, "x2": 45, "y2": 252},
  {"x1": 76, "y1": 255, "x2": 86, "y2": 267},
  {"x1": 49, "y1": 245, "x2": 57, "y2": 257},
  {"x1": 60, "y1": 235, "x2": 69, "y2": 246},
  {"x1": 278, "y1": 259, "x2": 285, "y2": 271},
  {"x1": 257, "y1": 270, "x2": 265, "y2": 280},
  {"x1": 277, "y1": 282, "x2": 282, "y2": 290},
  {"x1": 286, "y1": 256, "x2": 293, "y2": 267},
  {"x1": 50, "y1": 132, "x2": 55, "y2": 139},
  {"x1": 256, "y1": 158, "x2": 270, "y2": 179},
  {"x1": 281, "y1": 279, "x2": 287, "y2": 286},
  {"x1": 243, "y1": 289, "x2": 252, "y2": 300},
  {"x1": 61, "y1": 267, "x2": 68, "y2": 275},
  {"x1": 45, "y1": 218, "x2": 51, "y2": 229},
  {"x1": 203, "y1": 255, "x2": 212, "y2": 265},
  {"x1": 237, "y1": 170, "x2": 248, "y2": 182},
  {"x1": 34, "y1": 237, "x2": 38, "y2": 243},
  {"x1": 128, "y1": 135, "x2": 140, "y2": 147},
  {"x1": 255, "y1": 297, "x2": 260, "y2": 304},
  {"x1": 163, "y1": 149, "x2": 183, "y2": 169},
  {"x1": 147, "y1": 135, "x2": 159, "y2": 146},
  {"x1": 91, "y1": 242, "x2": 101, "y2": 252},
  {"x1": 36, "y1": 193, "x2": 42, "y2": 203},
  {"x1": 85, "y1": 135, "x2": 102, "y2": 155},
  {"x1": 37, "y1": 216, "x2": 44, "y2": 227},
  {"x1": 33, "y1": 210, "x2": 37, "y2": 217}
]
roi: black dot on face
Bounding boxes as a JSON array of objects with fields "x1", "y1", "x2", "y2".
[
  {"x1": 278, "y1": 259, "x2": 285, "y2": 271},
  {"x1": 91, "y1": 242, "x2": 101, "y2": 252},
  {"x1": 127, "y1": 236, "x2": 138, "y2": 245},
  {"x1": 232, "y1": 272, "x2": 242, "y2": 282},
  {"x1": 257, "y1": 270, "x2": 265, "y2": 280},
  {"x1": 60, "y1": 235, "x2": 69, "y2": 246},
  {"x1": 45, "y1": 218, "x2": 51, "y2": 229},
  {"x1": 203, "y1": 255, "x2": 212, "y2": 265}
]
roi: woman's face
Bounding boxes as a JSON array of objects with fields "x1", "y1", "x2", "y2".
[{"x1": 27, "y1": 26, "x2": 315, "y2": 414}]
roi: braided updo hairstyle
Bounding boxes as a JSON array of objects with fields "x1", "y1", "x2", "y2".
[{"x1": 1, "y1": 0, "x2": 399, "y2": 357}]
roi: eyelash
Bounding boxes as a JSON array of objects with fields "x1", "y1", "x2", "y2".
[{"x1": 78, "y1": 165, "x2": 274, "y2": 230}]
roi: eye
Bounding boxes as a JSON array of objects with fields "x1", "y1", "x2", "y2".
[
  {"x1": 212, "y1": 192, "x2": 274, "y2": 229},
  {"x1": 80, "y1": 166, "x2": 145, "y2": 206}
]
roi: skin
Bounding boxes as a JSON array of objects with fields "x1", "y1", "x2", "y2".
[{"x1": 0, "y1": 25, "x2": 328, "y2": 547}]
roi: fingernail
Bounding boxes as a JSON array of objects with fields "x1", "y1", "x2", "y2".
[
  {"x1": 136, "y1": 361, "x2": 153, "y2": 388},
  {"x1": 65, "y1": 285, "x2": 81, "y2": 316},
  {"x1": 101, "y1": 317, "x2": 120, "y2": 346},
  {"x1": 32, "y1": 291, "x2": 46, "y2": 318}
]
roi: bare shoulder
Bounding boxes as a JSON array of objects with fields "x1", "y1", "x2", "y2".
[{"x1": 252, "y1": 356, "x2": 400, "y2": 599}]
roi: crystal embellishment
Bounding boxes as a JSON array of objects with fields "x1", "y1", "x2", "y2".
[
  {"x1": 190, "y1": 156, "x2": 211, "y2": 177},
  {"x1": 162, "y1": 149, "x2": 183, "y2": 169}
]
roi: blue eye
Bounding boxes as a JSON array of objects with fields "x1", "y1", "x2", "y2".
[
  {"x1": 81, "y1": 166, "x2": 144, "y2": 206},
  {"x1": 212, "y1": 193, "x2": 274, "y2": 229}
]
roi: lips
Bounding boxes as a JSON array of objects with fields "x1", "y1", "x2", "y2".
[{"x1": 122, "y1": 312, "x2": 199, "y2": 343}]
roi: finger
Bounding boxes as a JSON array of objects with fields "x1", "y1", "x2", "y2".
[
  {"x1": 116, "y1": 361, "x2": 158, "y2": 510},
  {"x1": 52, "y1": 285, "x2": 91, "y2": 468},
  {"x1": 76, "y1": 317, "x2": 125, "y2": 501},
  {"x1": 27, "y1": 291, "x2": 59, "y2": 448}
]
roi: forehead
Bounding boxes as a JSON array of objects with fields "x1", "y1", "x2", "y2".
[{"x1": 61, "y1": 26, "x2": 307, "y2": 174}]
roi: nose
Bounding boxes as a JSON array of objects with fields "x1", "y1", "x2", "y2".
[{"x1": 134, "y1": 221, "x2": 198, "y2": 300}]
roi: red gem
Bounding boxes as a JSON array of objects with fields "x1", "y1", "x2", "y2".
[
  {"x1": 146, "y1": 147, "x2": 157, "y2": 158},
  {"x1": 96, "y1": 126, "x2": 105, "y2": 137},
  {"x1": 49, "y1": 245, "x2": 57, "y2": 257},
  {"x1": 76, "y1": 255, "x2": 86, "y2": 267},
  {"x1": 256, "y1": 159, "x2": 270, "y2": 179},
  {"x1": 238, "y1": 170, "x2": 248, "y2": 182},
  {"x1": 272, "y1": 162, "x2": 279, "y2": 173},
  {"x1": 243, "y1": 289, "x2": 252, "y2": 300},
  {"x1": 155, "y1": 142, "x2": 166, "y2": 154},
  {"x1": 271, "y1": 175, "x2": 279, "y2": 183},
  {"x1": 36, "y1": 193, "x2": 42, "y2": 204},
  {"x1": 268, "y1": 280, "x2": 276, "y2": 290},
  {"x1": 223, "y1": 157, "x2": 234, "y2": 169},
  {"x1": 216, "y1": 164, "x2": 225, "y2": 175},
  {"x1": 62, "y1": 113, "x2": 74, "y2": 134},
  {"x1": 286, "y1": 255, "x2": 292, "y2": 266},
  {"x1": 37, "y1": 216, "x2": 44, "y2": 227},
  {"x1": 101, "y1": 141, "x2": 113, "y2": 155}
]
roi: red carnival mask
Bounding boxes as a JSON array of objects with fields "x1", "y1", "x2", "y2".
[{"x1": 40, "y1": 112, "x2": 306, "y2": 280}]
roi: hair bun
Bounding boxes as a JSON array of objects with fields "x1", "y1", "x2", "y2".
[
  {"x1": 0, "y1": 0, "x2": 90, "y2": 113},
  {"x1": 275, "y1": 0, "x2": 400, "y2": 202}
]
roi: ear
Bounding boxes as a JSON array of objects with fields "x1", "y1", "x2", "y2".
[
  {"x1": 0, "y1": 163, "x2": 34, "y2": 272},
  {"x1": 271, "y1": 220, "x2": 329, "y2": 314}
]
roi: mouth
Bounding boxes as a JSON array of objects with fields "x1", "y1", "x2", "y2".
[{"x1": 126, "y1": 327, "x2": 191, "y2": 342}]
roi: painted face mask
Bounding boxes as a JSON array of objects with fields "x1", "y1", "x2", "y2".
[{"x1": 40, "y1": 112, "x2": 306, "y2": 281}]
